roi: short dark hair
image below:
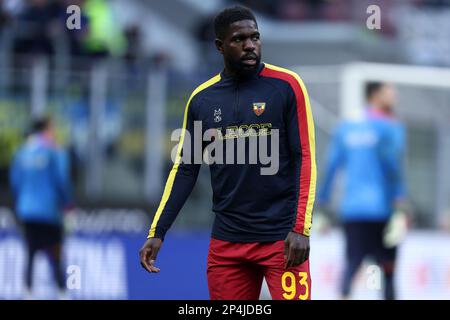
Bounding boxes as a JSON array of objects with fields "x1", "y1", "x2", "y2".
[
  {"x1": 30, "y1": 116, "x2": 52, "y2": 135},
  {"x1": 214, "y1": 6, "x2": 257, "y2": 40},
  {"x1": 365, "y1": 82, "x2": 384, "y2": 100}
]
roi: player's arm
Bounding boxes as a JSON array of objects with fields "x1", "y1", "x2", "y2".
[
  {"x1": 381, "y1": 123, "x2": 411, "y2": 246},
  {"x1": 140, "y1": 95, "x2": 202, "y2": 273},
  {"x1": 9, "y1": 151, "x2": 21, "y2": 197},
  {"x1": 389, "y1": 124, "x2": 407, "y2": 202},
  {"x1": 381, "y1": 123, "x2": 408, "y2": 212},
  {"x1": 284, "y1": 73, "x2": 317, "y2": 268},
  {"x1": 54, "y1": 148, "x2": 73, "y2": 209}
]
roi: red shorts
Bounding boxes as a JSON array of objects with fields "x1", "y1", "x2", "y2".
[{"x1": 207, "y1": 238, "x2": 311, "y2": 300}]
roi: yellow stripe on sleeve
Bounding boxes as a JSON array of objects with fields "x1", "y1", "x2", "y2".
[{"x1": 147, "y1": 73, "x2": 221, "y2": 238}]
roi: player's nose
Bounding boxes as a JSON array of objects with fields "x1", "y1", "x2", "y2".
[{"x1": 243, "y1": 38, "x2": 256, "y2": 51}]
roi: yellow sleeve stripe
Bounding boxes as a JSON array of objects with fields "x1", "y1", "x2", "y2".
[
  {"x1": 299, "y1": 74, "x2": 316, "y2": 236},
  {"x1": 147, "y1": 73, "x2": 222, "y2": 238},
  {"x1": 264, "y1": 63, "x2": 317, "y2": 236}
]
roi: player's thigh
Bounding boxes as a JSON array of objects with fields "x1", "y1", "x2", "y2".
[
  {"x1": 366, "y1": 221, "x2": 397, "y2": 271},
  {"x1": 207, "y1": 263, "x2": 264, "y2": 300},
  {"x1": 374, "y1": 237, "x2": 397, "y2": 274},
  {"x1": 265, "y1": 260, "x2": 311, "y2": 300},
  {"x1": 344, "y1": 222, "x2": 370, "y2": 259}
]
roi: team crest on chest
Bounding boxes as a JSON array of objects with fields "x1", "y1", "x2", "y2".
[{"x1": 253, "y1": 102, "x2": 266, "y2": 116}]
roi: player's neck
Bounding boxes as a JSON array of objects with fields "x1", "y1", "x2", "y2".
[
  {"x1": 222, "y1": 61, "x2": 262, "y2": 80},
  {"x1": 222, "y1": 64, "x2": 237, "y2": 78},
  {"x1": 375, "y1": 106, "x2": 392, "y2": 116},
  {"x1": 368, "y1": 105, "x2": 395, "y2": 119}
]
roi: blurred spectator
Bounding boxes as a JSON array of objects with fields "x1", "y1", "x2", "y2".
[
  {"x1": 233, "y1": 0, "x2": 350, "y2": 21},
  {"x1": 62, "y1": 0, "x2": 90, "y2": 58},
  {"x1": 7, "y1": 0, "x2": 127, "y2": 67},
  {"x1": 0, "y1": 0, "x2": 12, "y2": 30},
  {"x1": 12, "y1": 0, "x2": 62, "y2": 59},
  {"x1": 67, "y1": 91, "x2": 122, "y2": 163},
  {"x1": 396, "y1": 0, "x2": 450, "y2": 66},
  {"x1": 417, "y1": 0, "x2": 450, "y2": 7},
  {"x1": 277, "y1": 0, "x2": 323, "y2": 20},
  {"x1": 234, "y1": 0, "x2": 277, "y2": 16},
  {"x1": 194, "y1": 14, "x2": 223, "y2": 72},
  {"x1": 79, "y1": 0, "x2": 126, "y2": 58},
  {"x1": 317, "y1": 82, "x2": 409, "y2": 300},
  {"x1": 10, "y1": 116, "x2": 73, "y2": 300},
  {"x1": 123, "y1": 25, "x2": 142, "y2": 64}
]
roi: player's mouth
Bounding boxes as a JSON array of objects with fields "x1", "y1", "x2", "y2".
[{"x1": 241, "y1": 55, "x2": 258, "y2": 66}]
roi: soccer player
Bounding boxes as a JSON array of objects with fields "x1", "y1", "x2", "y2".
[
  {"x1": 10, "y1": 116, "x2": 72, "y2": 299},
  {"x1": 317, "y1": 82, "x2": 407, "y2": 300},
  {"x1": 139, "y1": 6, "x2": 316, "y2": 300}
]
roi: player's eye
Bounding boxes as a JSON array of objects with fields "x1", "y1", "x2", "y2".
[{"x1": 252, "y1": 34, "x2": 260, "y2": 41}]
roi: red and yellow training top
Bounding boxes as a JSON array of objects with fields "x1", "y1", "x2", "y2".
[{"x1": 148, "y1": 63, "x2": 316, "y2": 242}]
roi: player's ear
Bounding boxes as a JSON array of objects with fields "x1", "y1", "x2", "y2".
[{"x1": 215, "y1": 38, "x2": 224, "y2": 54}]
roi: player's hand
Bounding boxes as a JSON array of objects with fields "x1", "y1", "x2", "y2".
[
  {"x1": 139, "y1": 237, "x2": 163, "y2": 273},
  {"x1": 284, "y1": 231, "x2": 310, "y2": 269}
]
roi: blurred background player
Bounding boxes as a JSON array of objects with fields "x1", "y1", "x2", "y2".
[
  {"x1": 10, "y1": 116, "x2": 72, "y2": 300},
  {"x1": 316, "y1": 82, "x2": 409, "y2": 300}
]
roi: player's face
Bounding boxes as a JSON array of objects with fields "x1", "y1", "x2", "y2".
[
  {"x1": 216, "y1": 19, "x2": 261, "y2": 76},
  {"x1": 379, "y1": 84, "x2": 397, "y2": 111},
  {"x1": 45, "y1": 122, "x2": 56, "y2": 140}
]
